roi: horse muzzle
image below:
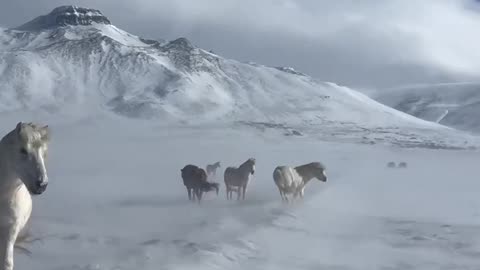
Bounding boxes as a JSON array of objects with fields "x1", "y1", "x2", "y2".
[{"x1": 32, "y1": 179, "x2": 48, "y2": 195}]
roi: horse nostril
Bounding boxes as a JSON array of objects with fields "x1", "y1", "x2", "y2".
[{"x1": 36, "y1": 180, "x2": 48, "y2": 189}]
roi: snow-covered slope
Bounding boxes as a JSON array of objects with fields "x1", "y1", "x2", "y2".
[
  {"x1": 373, "y1": 83, "x2": 480, "y2": 134},
  {"x1": 0, "y1": 6, "x2": 478, "y2": 149}
]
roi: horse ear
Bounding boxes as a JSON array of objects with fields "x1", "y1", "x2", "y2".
[
  {"x1": 15, "y1": 122, "x2": 23, "y2": 134},
  {"x1": 40, "y1": 125, "x2": 50, "y2": 141}
]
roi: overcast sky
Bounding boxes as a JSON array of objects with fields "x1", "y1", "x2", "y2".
[{"x1": 1, "y1": 0, "x2": 480, "y2": 89}]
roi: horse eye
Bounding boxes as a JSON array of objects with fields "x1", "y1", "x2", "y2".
[{"x1": 20, "y1": 148, "x2": 28, "y2": 155}]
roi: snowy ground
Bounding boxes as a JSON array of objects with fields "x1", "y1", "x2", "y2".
[{"x1": 2, "y1": 114, "x2": 479, "y2": 270}]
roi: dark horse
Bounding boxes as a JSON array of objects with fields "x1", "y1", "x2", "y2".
[{"x1": 181, "y1": 164, "x2": 220, "y2": 202}]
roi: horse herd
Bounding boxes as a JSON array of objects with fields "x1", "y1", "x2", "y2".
[
  {"x1": 386, "y1": 161, "x2": 408, "y2": 168},
  {"x1": 0, "y1": 122, "x2": 329, "y2": 270},
  {"x1": 181, "y1": 158, "x2": 328, "y2": 203}
]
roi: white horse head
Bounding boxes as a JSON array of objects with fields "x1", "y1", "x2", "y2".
[
  {"x1": 303, "y1": 162, "x2": 327, "y2": 182},
  {"x1": 6, "y1": 122, "x2": 50, "y2": 195}
]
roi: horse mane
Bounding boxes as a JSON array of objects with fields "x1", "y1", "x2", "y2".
[
  {"x1": 295, "y1": 162, "x2": 325, "y2": 170},
  {"x1": 200, "y1": 181, "x2": 219, "y2": 192},
  {"x1": 239, "y1": 158, "x2": 255, "y2": 170},
  {"x1": 1, "y1": 122, "x2": 50, "y2": 147},
  {"x1": 294, "y1": 162, "x2": 325, "y2": 177}
]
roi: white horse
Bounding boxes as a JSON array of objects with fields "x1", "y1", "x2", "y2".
[
  {"x1": 206, "y1": 161, "x2": 221, "y2": 180},
  {"x1": 273, "y1": 162, "x2": 327, "y2": 202},
  {"x1": 0, "y1": 122, "x2": 50, "y2": 270},
  {"x1": 224, "y1": 158, "x2": 255, "y2": 200}
]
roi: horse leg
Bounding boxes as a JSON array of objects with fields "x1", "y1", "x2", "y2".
[
  {"x1": 282, "y1": 192, "x2": 289, "y2": 203},
  {"x1": 0, "y1": 224, "x2": 19, "y2": 270},
  {"x1": 192, "y1": 188, "x2": 198, "y2": 201},
  {"x1": 242, "y1": 185, "x2": 247, "y2": 200},
  {"x1": 237, "y1": 187, "x2": 241, "y2": 200},
  {"x1": 194, "y1": 189, "x2": 201, "y2": 203},
  {"x1": 278, "y1": 188, "x2": 284, "y2": 201},
  {"x1": 187, "y1": 188, "x2": 192, "y2": 200},
  {"x1": 279, "y1": 188, "x2": 288, "y2": 202},
  {"x1": 290, "y1": 191, "x2": 297, "y2": 203},
  {"x1": 197, "y1": 189, "x2": 202, "y2": 202}
]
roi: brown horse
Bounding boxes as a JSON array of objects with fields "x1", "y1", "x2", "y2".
[{"x1": 181, "y1": 164, "x2": 219, "y2": 202}]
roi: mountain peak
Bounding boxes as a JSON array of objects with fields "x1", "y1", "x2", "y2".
[
  {"x1": 162, "y1": 37, "x2": 196, "y2": 51},
  {"x1": 15, "y1": 5, "x2": 111, "y2": 31}
]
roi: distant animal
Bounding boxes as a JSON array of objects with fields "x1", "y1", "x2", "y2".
[
  {"x1": 398, "y1": 162, "x2": 407, "y2": 168},
  {"x1": 224, "y1": 158, "x2": 256, "y2": 200},
  {"x1": 273, "y1": 162, "x2": 327, "y2": 202},
  {"x1": 387, "y1": 161, "x2": 396, "y2": 168},
  {"x1": 206, "y1": 161, "x2": 221, "y2": 179},
  {"x1": 0, "y1": 122, "x2": 50, "y2": 270},
  {"x1": 181, "y1": 164, "x2": 219, "y2": 202}
]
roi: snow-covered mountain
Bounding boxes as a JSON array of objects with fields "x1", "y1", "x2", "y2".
[
  {"x1": 0, "y1": 6, "x2": 478, "y2": 149},
  {"x1": 373, "y1": 83, "x2": 480, "y2": 134}
]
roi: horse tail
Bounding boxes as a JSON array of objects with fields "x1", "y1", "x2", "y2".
[
  {"x1": 273, "y1": 167, "x2": 284, "y2": 188},
  {"x1": 200, "y1": 181, "x2": 220, "y2": 194},
  {"x1": 210, "y1": 182, "x2": 220, "y2": 195},
  {"x1": 224, "y1": 167, "x2": 231, "y2": 184},
  {"x1": 196, "y1": 168, "x2": 218, "y2": 194}
]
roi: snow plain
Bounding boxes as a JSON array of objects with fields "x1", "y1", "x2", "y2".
[{"x1": 0, "y1": 112, "x2": 477, "y2": 270}]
